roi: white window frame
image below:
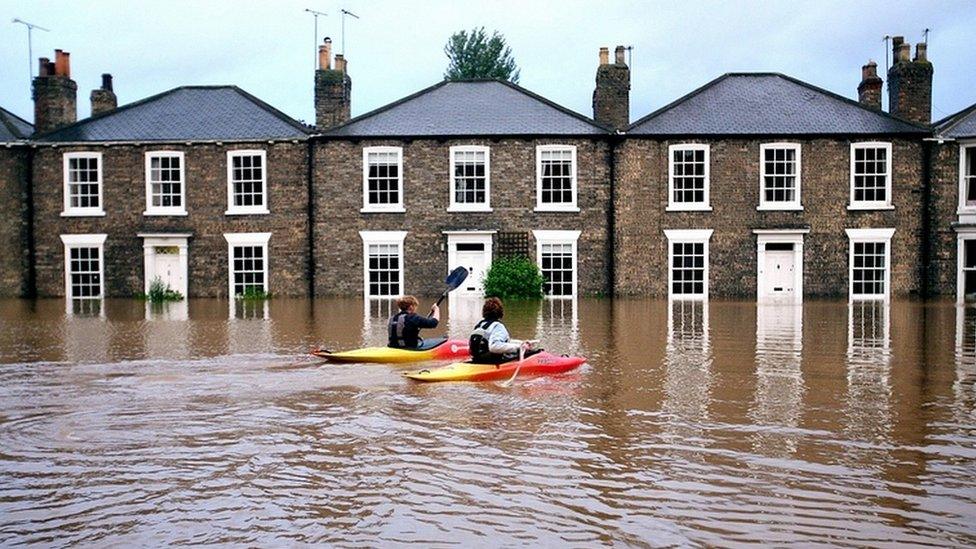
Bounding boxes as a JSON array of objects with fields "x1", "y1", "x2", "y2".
[
  {"x1": 535, "y1": 144, "x2": 579, "y2": 212},
  {"x1": 448, "y1": 145, "x2": 492, "y2": 212},
  {"x1": 958, "y1": 143, "x2": 976, "y2": 216},
  {"x1": 360, "y1": 230, "x2": 407, "y2": 298},
  {"x1": 667, "y1": 143, "x2": 711, "y2": 211},
  {"x1": 60, "y1": 233, "x2": 107, "y2": 299},
  {"x1": 758, "y1": 142, "x2": 802, "y2": 211},
  {"x1": 224, "y1": 232, "x2": 271, "y2": 297},
  {"x1": 362, "y1": 146, "x2": 405, "y2": 213},
  {"x1": 665, "y1": 229, "x2": 714, "y2": 301},
  {"x1": 225, "y1": 150, "x2": 269, "y2": 215},
  {"x1": 955, "y1": 228, "x2": 976, "y2": 304},
  {"x1": 144, "y1": 151, "x2": 187, "y2": 216},
  {"x1": 532, "y1": 229, "x2": 581, "y2": 299},
  {"x1": 845, "y1": 228, "x2": 895, "y2": 302},
  {"x1": 61, "y1": 152, "x2": 105, "y2": 217},
  {"x1": 849, "y1": 142, "x2": 894, "y2": 210}
]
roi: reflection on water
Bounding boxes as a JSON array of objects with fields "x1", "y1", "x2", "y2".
[{"x1": 1, "y1": 297, "x2": 975, "y2": 546}]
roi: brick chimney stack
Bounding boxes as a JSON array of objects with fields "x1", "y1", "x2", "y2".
[
  {"x1": 314, "y1": 37, "x2": 352, "y2": 130},
  {"x1": 857, "y1": 61, "x2": 883, "y2": 110},
  {"x1": 90, "y1": 74, "x2": 117, "y2": 116},
  {"x1": 887, "y1": 36, "x2": 933, "y2": 125},
  {"x1": 33, "y1": 49, "x2": 77, "y2": 134},
  {"x1": 592, "y1": 45, "x2": 630, "y2": 131}
]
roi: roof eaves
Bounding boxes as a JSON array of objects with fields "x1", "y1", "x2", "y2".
[
  {"x1": 935, "y1": 102, "x2": 976, "y2": 136},
  {"x1": 0, "y1": 107, "x2": 34, "y2": 139}
]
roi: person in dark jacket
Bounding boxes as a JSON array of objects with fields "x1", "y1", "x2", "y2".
[{"x1": 388, "y1": 295, "x2": 439, "y2": 348}]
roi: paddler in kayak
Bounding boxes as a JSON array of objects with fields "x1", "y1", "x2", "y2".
[
  {"x1": 469, "y1": 297, "x2": 537, "y2": 364},
  {"x1": 388, "y1": 295, "x2": 440, "y2": 349}
]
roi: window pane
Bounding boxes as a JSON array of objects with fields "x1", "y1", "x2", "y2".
[
  {"x1": 366, "y1": 242, "x2": 401, "y2": 297},
  {"x1": 231, "y1": 245, "x2": 265, "y2": 296},
  {"x1": 852, "y1": 146, "x2": 889, "y2": 204},
  {"x1": 230, "y1": 153, "x2": 265, "y2": 208},
  {"x1": 540, "y1": 242, "x2": 574, "y2": 296},
  {"x1": 68, "y1": 246, "x2": 101, "y2": 298},
  {"x1": 67, "y1": 156, "x2": 101, "y2": 210},
  {"x1": 671, "y1": 241, "x2": 706, "y2": 296},
  {"x1": 762, "y1": 146, "x2": 797, "y2": 204},
  {"x1": 453, "y1": 149, "x2": 488, "y2": 205},
  {"x1": 540, "y1": 148, "x2": 575, "y2": 205},
  {"x1": 671, "y1": 147, "x2": 707, "y2": 205},
  {"x1": 851, "y1": 241, "x2": 887, "y2": 297},
  {"x1": 367, "y1": 151, "x2": 400, "y2": 206},
  {"x1": 149, "y1": 155, "x2": 182, "y2": 209}
]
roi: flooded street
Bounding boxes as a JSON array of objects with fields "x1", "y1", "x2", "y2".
[{"x1": 1, "y1": 297, "x2": 974, "y2": 546}]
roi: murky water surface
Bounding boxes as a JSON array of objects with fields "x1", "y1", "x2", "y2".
[{"x1": 1, "y1": 297, "x2": 974, "y2": 546}]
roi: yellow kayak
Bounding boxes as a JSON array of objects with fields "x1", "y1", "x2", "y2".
[{"x1": 310, "y1": 337, "x2": 470, "y2": 364}]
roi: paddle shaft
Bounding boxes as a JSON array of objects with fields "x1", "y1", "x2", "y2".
[{"x1": 500, "y1": 340, "x2": 538, "y2": 387}]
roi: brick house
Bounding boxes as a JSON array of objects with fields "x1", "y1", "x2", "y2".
[
  {"x1": 0, "y1": 107, "x2": 33, "y2": 296},
  {"x1": 28, "y1": 51, "x2": 312, "y2": 299},
  {"x1": 930, "y1": 104, "x2": 976, "y2": 302},
  {"x1": 2, "y1": 37, "x2": 972, "y2": 304},
  {"x1": 614, "y1": 72, "x2": 929, "y2": 301}
]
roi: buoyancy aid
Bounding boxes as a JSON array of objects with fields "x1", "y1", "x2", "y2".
[
  {"x1": 469, "y1": 318, "x2": 500, "y2": 363},
  {"x1": 388, "y1": 311, "x2": 414, "y2": 348}
]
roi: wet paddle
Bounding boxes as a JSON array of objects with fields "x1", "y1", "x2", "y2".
[{"x1": 429, "y1": 266, "x2": 469, "y2": 317}]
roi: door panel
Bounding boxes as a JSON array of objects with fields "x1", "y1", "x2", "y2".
[{"x1": 763, "y1": 251, "x2": 795, "y2": 296}]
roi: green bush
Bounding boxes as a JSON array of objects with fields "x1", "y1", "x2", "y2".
[
  {"x1": 483, "y1": 256, "x2": 544, "y2": 299},
  {"x1": 141, "y1": 277, "x2": 183, "y2": 302}
]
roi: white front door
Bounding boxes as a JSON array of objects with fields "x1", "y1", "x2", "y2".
[
  {"x1": 153, "y1": 247, "x2": 184, "y2": 292},
  {"x1": 446, "y1": 233, "x2": 493, "y2": 297},
  {"x1": 763, "y1": 249, "x2": 795, "y2": 297},
  {"x1": 141, "y1": 235, "x2": 190, "y2": 297}
]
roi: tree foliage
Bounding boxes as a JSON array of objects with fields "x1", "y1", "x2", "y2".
[
  {"x1": 483, "y1": 257, "x2": 544, "y2": 299},
  {"x1": 444, "y1": 27, "x2": 520, "y2": 83}
]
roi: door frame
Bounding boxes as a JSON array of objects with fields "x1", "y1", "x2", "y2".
[
  {"x1": 139, "y1": 233, "x2": 191, "y2": 297},
  {"x1": 754, "y1": 229, "x2": 808, "y2": 304},
  {"x1": 956, "y1": 227, "x2": 976, "y2": 304},
  {"x1": 443, "y1": 231, "x2": 495, "y2": 296}
]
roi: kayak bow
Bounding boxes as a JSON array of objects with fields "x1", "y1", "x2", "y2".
[
  {"x1": 403, "y1": 352, "x2": 585, "y2": 382},
  {"x1": 311, "y1": 337, "x2": 470, "y2": 363}
]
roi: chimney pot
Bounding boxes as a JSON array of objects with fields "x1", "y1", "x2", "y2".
[
  {"x1": 54, "y1": 49, "x2": 71, "y2": 77},
  {"x1": 599, "y1": 47, "x2": 609, "y2": 65},
  {"x1": 101, "y1": 73, "x2": 113, "y2": 91},
  {"x1": 318, "y1": 37, "x2": 332, "y2": 70},
  {"x1": 38, "y1": 57, "x2": 50, "y2": 77},
  {"x1": 914, "y1": 42, "x2": 927, "y2": 62},
  {"x1": 861, "y1": 60, "x2": 878, "y2": 80},
  {"x1": 895, "y1": 41, "x2": 910, "y2": 63},
  {"x1": 335, "y1": 54, "x2": 346, "y2": 72},
  {"x1": 614, "y1": 45, "x2": 626, "y2": 65}
]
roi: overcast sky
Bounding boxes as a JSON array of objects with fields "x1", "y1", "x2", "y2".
[{"x1": 2, "y1": 0, "x2": 974, "y2": 126}]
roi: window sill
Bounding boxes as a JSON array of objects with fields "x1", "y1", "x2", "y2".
[
  {"x1": 957, "y1": 208, "x2": 976, "y2": 216},
  {"x1": 847, "y1": 204, "x2": 895, "y2": 211},
  {"x1": 757, "y1": 204, "x2": 803, "y2": 211},
  {"x1": 669, "y1": 295, "x2": 708, "y2": 302},
  {"x1": 534, "y1": 206, "x2": 581, "y2": 213},
  {"x1": 360, "y1": 207, "x2": 406, "y2": 214},
  {"x1": 850, "y1": 295, "x2": 890, "y2": 302},
  {"x1": 61, "y1": 210, "x2": 106, "y2": 217},
  {"x1": 447, "y1": 206, "x2": 493, "y2": 213},
  {"x1": 144, "y1": 210, "x2": 188, "y2": 217},
  {"x1": 225, "y1": 209, "x2": 270, "y2": 216},
  {"x1": 666, "y1": 205, "x2": 712, "y2": 212}
]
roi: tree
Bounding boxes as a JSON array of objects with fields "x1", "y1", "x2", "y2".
[{"x1": 444, "y1": 27, "x2": 520, "y2": 83}]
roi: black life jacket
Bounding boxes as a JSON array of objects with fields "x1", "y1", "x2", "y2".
[
  {"x1": 469, "y1": 318, "x2": 498, "y2": 363},
  {"x1": 388, "y1": 311, "x2": 417, "y2": 348}
]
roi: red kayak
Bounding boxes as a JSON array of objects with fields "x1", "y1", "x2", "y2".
[{"x1": 403, "y1": 352, "x2": 586, "y2": 382}]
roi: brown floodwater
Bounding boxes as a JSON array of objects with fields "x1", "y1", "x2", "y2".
[{"x1": 0, "y1": 296, "x2": 974, "y2": 546}]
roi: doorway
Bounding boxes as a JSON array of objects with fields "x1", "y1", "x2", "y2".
[
  {"x1": 140, "y1": 234, "x2": 190, "y2": 297},
  {"x1": 755, "y1": 230, "x2": 806, "y2": 303},
  {"x1": 445, "y1": 232, "x2": 494, "y2": 297}
]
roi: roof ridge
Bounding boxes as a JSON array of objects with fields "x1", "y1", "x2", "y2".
[
  {"x1": 226, "y1": 86, "x2": 311, "y2": 133},
  {"x1": 34, "y1": 87, "x2": 187, "y2": 140},
  {"x1": 320, "y1": 80, "x2": 451, "y2": 135},
  {"x1": 492, "y1": 79, "x2": 612, "y2": 132},
  {"x1": 935, "y1": 102, "x2": 976, "y2": 134}
]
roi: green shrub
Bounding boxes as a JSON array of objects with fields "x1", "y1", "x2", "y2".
[
  {"x1": 237, "y1": 287, "x2": 271, "y2": 300},
  {"x1": 141, "y1": 277, "x2": 183, "y2": 302},
  {"x1": 483, "y1": 256, "x2": 544, "y2": 299}
]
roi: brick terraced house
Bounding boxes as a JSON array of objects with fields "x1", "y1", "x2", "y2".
[{"x1": 1, "y1": 36, "x2": 973, "y2": 303}]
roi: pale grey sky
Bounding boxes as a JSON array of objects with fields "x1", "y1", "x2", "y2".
[{"x1": 2, "y1": 0, "x2": 974, "y2": 126}]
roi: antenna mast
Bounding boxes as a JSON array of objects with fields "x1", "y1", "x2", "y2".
[
  {"x1": 304, "y1": 9, "x2": 327, "y2": 71},
  {"x1": 12, "y1": 18, "x2": 50, "y2": 82},
  {"x1": 340, "y1": 9, "x2": 359, "y2": 57}
]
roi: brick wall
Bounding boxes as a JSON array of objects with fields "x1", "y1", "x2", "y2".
[
  {"x1": 0, "y1": 147, "x2": 31, "y2": 296},
  {"x1": 928, "y1": 142, "x2": 962, "y2": 297},
  {"x1": 614, "y1": 137, "x2": 926, "y2": 298},
  {"x1": 312, "y1": 137, "x2": 612, "y2": 297},
  {"x1": 31, "y1": 141, "x2": 310, "y2": 297}
]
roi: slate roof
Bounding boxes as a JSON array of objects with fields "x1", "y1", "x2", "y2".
[
  {"x1": 36, "y1": 86, "x2": 309, "y2": 142},
  {"x1": 935, "y1": 103, "x2": 976, "y2": 139},
  {"x1": 629, "y1": 73, "x2": 929, "y2": 136},
  {"x1": 0, "y1": 107, "x2": 33, "y2": 141},
  {"x1": 323, "y1": 79, "x2": 609, "y2": 137}
]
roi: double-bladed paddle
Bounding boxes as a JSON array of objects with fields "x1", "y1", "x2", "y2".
[{"x1": 429, "y1": 266, "x2": 469, "y2": 317}]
